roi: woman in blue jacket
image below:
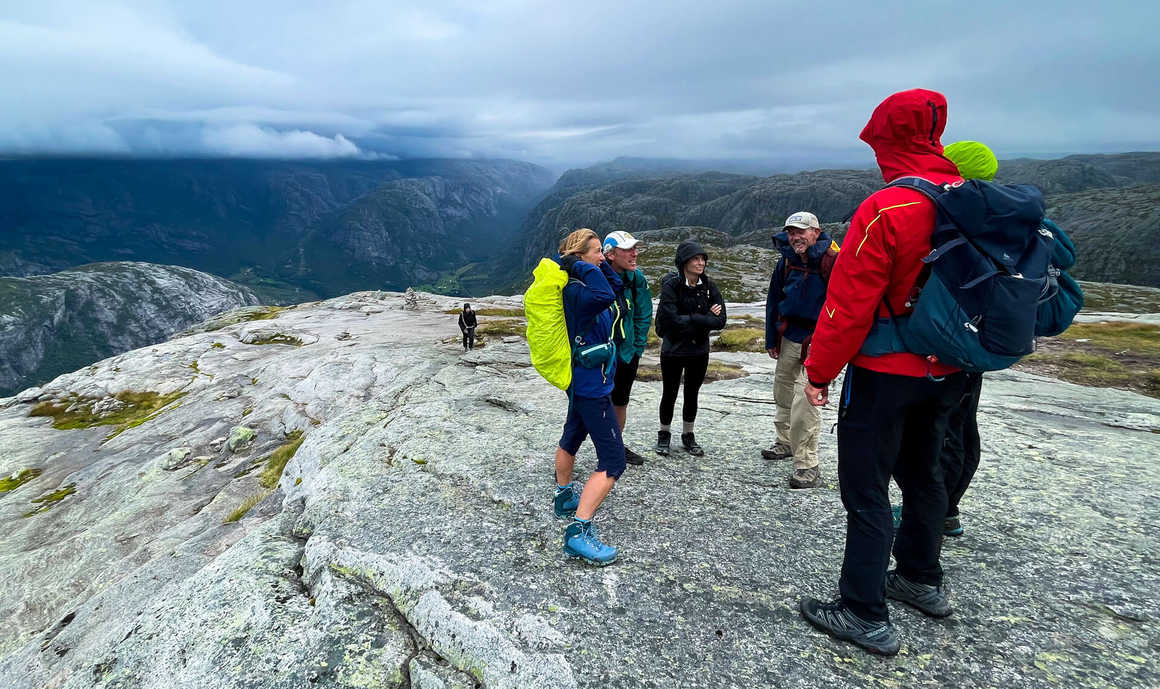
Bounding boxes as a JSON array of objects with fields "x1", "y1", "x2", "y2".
[{"x1": 552, "y1": 228, "x2": 626, "y2": 566}]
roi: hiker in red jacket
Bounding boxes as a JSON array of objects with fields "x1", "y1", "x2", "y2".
[{"x1": 798, "y1": 89, "x2": 968, "y2": 656}]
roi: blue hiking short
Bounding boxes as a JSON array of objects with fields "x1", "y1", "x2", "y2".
[{"x1": 558, "y1": 394, "x2": 626, "y2": 479}]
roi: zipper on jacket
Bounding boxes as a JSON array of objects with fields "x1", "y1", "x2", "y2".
[{"x1": 927, "y1": 101, "x2": 939, "y2": 146}]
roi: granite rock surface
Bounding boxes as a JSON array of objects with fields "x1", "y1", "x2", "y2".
[{"x1": 1, "y1": 291, "x2": 1157, "y2": 688}]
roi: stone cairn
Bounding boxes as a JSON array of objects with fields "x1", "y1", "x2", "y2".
[{"x1": 404, "y1": 287, "x2": 419, "y2": 311}]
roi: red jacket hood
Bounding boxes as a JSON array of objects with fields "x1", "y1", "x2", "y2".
[{"x1": 860, "y1": 89, "x2": 960, "y2": 183}]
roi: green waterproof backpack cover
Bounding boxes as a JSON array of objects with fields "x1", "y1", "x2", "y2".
[{"x1": 525, "y1": 258, "x2": 572, "y2": 390}]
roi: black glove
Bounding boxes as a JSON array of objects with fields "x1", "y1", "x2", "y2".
[{"x1": 559, "y1": 254, "x2": 581, "y2": 276}]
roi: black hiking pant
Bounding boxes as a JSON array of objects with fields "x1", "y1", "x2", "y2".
[
  {"x1": 462, "y1": 327, "x2": 476, "y2": 350},
  {"x1": 942, "y1": 373, "x2": 983, "y2": 518},
  {"x1": 659, "y1": 354, "x2": 709, "y2": 425},
  {"x1": 836, "y1": 365, "x2": 966, "y2": 622}
]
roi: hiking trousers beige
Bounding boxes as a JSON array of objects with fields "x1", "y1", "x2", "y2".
[{"x1": 773, "y1": 339, "x2": 820, "y2": 471}]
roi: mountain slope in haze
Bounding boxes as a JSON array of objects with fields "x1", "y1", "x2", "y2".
[
  {"x1": 0, "y1": 158, "x2": 554, "y2": 297},
  {"x1": 521, "y1": 152, "x2": 1160, "y2": 287},
  {"x1": 0, "y1": 262, "x2": 259, "y2": 396}
]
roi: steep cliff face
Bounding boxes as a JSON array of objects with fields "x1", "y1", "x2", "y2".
[
  {"x1": 0, "y1": 158, "x2": 554, "y2": 296},
  {"x1": 0, "y1": 291, "x2": 1156, "y2": 688},
  {"x1": 0, "y1": 262, "x2": 259, "y2": 396}
]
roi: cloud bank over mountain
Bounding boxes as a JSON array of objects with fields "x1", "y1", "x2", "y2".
[{"x1": 1, "y1": 1, "x2": 1157, "y2": 166}]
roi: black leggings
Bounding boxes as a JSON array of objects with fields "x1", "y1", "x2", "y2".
[{"x1": 659, "y1": 354, "x2": 709, "y2": 425}]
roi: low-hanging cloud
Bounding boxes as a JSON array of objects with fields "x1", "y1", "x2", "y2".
[
  {"x1": 199, "y1": 124, "x2": 365, "y2": 159},
  {"x1": 0, "y1": 1, "x2": 1156, "y2": 166}
]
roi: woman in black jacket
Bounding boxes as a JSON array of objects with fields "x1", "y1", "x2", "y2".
[{"x1": 654, "y1": 240, "x2": 727, "y2": 456}]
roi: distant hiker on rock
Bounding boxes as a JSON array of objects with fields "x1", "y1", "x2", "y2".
[
  {"x1": 458, "y1": 303, "x2": 478, "y2": 352},
  {"x1": 762, "y1": 211, "x2": 838, "y2": 489},
  {"x1": 654, "y1": 240, "x2": 726, "y2": 457},
  {"x1": 551, "y1": 228, "x2": 626, "y2": 566},
  {"x1": 797, "y1": 89, "x2": 968, "y2": 656},
  {"x1": 602, "y1": 231, "x2": 653, "y2": 467}
]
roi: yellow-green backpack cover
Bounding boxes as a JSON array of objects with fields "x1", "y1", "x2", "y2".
[{"x1": 524, "y1": 258, "x2": 572, "y2": 390}]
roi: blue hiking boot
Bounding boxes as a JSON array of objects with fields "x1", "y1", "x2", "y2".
[
  {"x1": 553, "y1": 482, "x2": 581, "y2": 519},
  {"x1": 892, "y1": 505, "x2": 902, "y2": 532},
  {"x1": 944, "y1": 515, "x2": 964, "y2": 537},
  {"x1": 563, "y1": 520, "x2": 618, "y2": 566}
]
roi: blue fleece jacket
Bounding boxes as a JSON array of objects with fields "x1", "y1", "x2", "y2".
[
  {"x1": 561, "y1": 259, "x2": 623, "y2": 399},
  {"x1": 764, "y1": 230, "x2": 834, "y2": 349}
]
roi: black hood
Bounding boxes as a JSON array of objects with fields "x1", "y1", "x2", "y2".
[{"x1": 675, "y1": 240, "x2": 709, "y2": 270}]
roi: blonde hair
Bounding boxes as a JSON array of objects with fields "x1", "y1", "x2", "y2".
[{"x1": 559, "y1": 228, "x2": 599, "y2": 257}]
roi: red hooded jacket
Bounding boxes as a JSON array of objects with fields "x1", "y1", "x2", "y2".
[{"x1": 804, "y1": 89, "x2": 963, "y2": 385}]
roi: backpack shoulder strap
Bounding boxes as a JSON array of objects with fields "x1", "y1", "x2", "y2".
[
  {"x1": 886, "y1": 176, "x2": 952, "y2": 202},
  {"x1": 819, "y1": 247, "x2": 839, "y2": 282}
]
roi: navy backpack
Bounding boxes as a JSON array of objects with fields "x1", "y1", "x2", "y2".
[{"x1": 861, "y1": 177, "x2": 1081, "y2": 372}]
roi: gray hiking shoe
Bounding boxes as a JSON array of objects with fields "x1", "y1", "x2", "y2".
[
  {"x1": 799, "y1": 597, "x2": 900, "y2": 656},
  {"x1": 761, "y1": 444, "x2": 793, "y2": 461},
  {"x1": 789, "y1": 466, "x2": 821, "y2": 489},
  {"x1": 885, "y1": 570, "x2": 952, "y2": 618}
]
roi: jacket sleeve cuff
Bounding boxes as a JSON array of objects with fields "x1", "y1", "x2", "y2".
[{"x1": 807, "y1": 378, "x2": 830, "y2": 388}]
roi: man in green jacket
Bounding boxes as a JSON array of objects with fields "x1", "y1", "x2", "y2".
[{"x1": 603, "y1": 231, "x2": 654, "y2": 466}]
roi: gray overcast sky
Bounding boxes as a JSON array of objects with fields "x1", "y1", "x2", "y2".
[{"x1": 1, "y1": 0, "x2": 1157, "y2": 169}]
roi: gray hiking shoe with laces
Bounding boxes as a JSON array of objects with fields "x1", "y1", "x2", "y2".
[
  {"x1": 799, "y1": 597, "x2": 900, "y2": 656},
  {"x1": 885, "y1": 570, "x2": 952, "y2": 617}
]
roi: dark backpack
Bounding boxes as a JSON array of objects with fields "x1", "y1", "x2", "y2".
[
  {"x1": 1035, "y1": 218, "x2": 1084, "y2": 337},
  {"x1": 861, "y1": 177, "x2": 1061, "y2": 372}
]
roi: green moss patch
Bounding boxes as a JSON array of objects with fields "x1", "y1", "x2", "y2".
[
  {"x1": 29, "y1": 391, "x2": 187, "y2": 440},
  {"x1": 443, "y1": 307, "x2": 525, "y2": 317},
  {"x1": 476, "y1": 319, "x2": 527, "y2": 339},
  {"x1": 202, "y1": 306, "x2": 287, "y2": 332},
  {"x1": 23, "y1": 483, "x2": 77, "y2": 517},
  {"x1": 1016, "y1": 321, "x2": 1160, "y2": 398},
  {"x1": 0, "y1": 468, "x2": 43, "y2": 493},
  {"x1": 715, "y1": 327, "x2": 766, "y2": 352},
  {"x1": 246, "y1": 333, "x2": 303, "y2": 346},
  {"x1": 259, "y1": 430, "x2": 305, "y2": 489},
  {"x1": 223, "y1": 491, "x2": 272, "y2": 523},
  {"x1": 1058, "y1": 322, "x2": 1160, "y2": 356},
  {"x1": 636, "y1": 360, "x2": 747, "y2": 382}
]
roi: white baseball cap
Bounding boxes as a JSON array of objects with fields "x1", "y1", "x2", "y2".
[
  {"x1": 602, "y1": 230, "x2": 641, "y2": 252},
  {"x1": 783, "y1": 211, "x2": 820, "y2": 230}
]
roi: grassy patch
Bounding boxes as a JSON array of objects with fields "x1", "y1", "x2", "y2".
[
  {"x1": 646, "y1": 325, "x2": 660, "y2": 350},
  {"x1": 476, "y1": 319, "x2": 527, "y2": 339},
  {"x1": 728, "y1": 314, "x2": 765, "y2": 328},
  {"x1": 0, "y1": 468, "x2": 43, "y2": 493},
  {"x1": 443, "y1": 307, "x2": 525, "y2": 317},
  {"x1": 635, "y1": 360, "x2": 747, "y2": 382},
  {"x1": 258, "y1": 430, "x2": 305, "y2": 489},
  {"x1": 223, "y1": 491, "x2": 272, "y2": 523},
  {"x1": 29, "y1": 391, "x2": 187, "y2": 439},
  {"x1": 201, "y1": 305, "x2": 287, "y2": 332},
  {"x1": 211, "y1": 342, "x2": 225, "y2": 349},
  {"x1": 715, "y1": 327, "x2": 765, "y2": 352},
  {"x1": 246, "y1": 333, "x2": 303, "y2": 346},
  {"x1": 23, "y1": 483, "x2": 77, "y2": 517},
  {"x1": 1058, "y1": 322, "x2": 1160, "y2": 356}
]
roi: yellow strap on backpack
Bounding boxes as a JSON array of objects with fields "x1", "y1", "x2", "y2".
[{"x1": 524, "y1": 258, "x2": 572, "y2": 391}]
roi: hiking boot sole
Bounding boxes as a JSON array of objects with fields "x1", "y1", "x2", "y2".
[
  {"x1": 799, "y1": 599, "x2": 900, "y2": 656},
  {"x1": 563, "y1": 546, "x2": 618, "y2": 567}
]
